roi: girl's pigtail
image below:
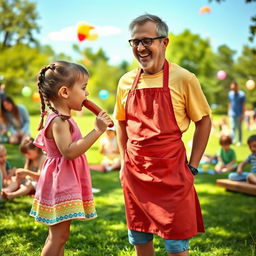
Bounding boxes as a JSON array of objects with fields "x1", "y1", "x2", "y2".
[{"x1": 37, "y1": 65, "x2": 52, "y2": 130}]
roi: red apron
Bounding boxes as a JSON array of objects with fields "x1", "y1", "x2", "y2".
[{"x1": 123, "y1": 60, "x2": 204, "y2": 240}]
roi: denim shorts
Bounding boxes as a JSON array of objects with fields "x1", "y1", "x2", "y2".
[{"x1": 128, "y1": 229, "x2": 189, "y2": 253}]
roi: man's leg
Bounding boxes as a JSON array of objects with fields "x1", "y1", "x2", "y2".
[
  {"x1": 237, "y1": 116, "x2": 242, "y2": 144},
  {"x1": 128, "y1": 230, "x2": 154, "y2": 256},
  {"x1": 230, "y1": 116, "x2": 236, "y2": 143},
  {"x1": 135, "y1": 240, "x2": 155, "y2": 256},
  {"x1": 165, "y1": 238, "x2": 189, "y2": 256}
]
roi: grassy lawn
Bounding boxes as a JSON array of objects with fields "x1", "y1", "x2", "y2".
[{"x1": 0, "y1": 114, "x2": 256, "y2": 256}]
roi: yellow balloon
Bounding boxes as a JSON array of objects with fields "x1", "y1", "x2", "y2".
[
  {"x1": 87, "y1": 33, "x2": 99, "y2": 41},
  {"x1": 77, "y1": 23, "x2": 93, "y2": 35},
  {"x1": 246, "y1": 80, "x2": 255, "y2": 90}
]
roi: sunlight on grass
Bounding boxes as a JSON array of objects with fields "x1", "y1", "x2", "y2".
[
  {"x1": 1, "y1": 115, "x2": 255, "y2": 255},
  {"x1": 195, "y1": 183, "x2": 226, "y2": 195},
  {"x1": 207, "y1": 226, "x2": 233, "y2": 238}
]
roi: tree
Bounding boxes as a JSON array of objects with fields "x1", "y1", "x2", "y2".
[
  {"x1": 73, "y1": 45, "x2": 127, "y2": 112},
  {"x1": 234, "y1": 46, "x2": 256, "y2": 107},
  {"x1": 0, "y1": 0, "x2": 40, "y2": 48},
  {"x1": 213, "y1": 45, "x2": 237, "y2": 107},
  {"x1": 166, "y1": 30, "x2": 217, "y2": 105}
]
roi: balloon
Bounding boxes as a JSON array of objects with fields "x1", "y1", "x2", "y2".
[
  {"x1": 99, "y1": 89, "x2": 109, "y2": 100},
  {"x1": 199, "y1": 6, "x2": 211, "y2": 14},
  {"x1": 32, "y1": 92, "x2": 41, "y2": 103},
  {"x1": 217, "y1": 70, "x2": 227, "y2": 80},
  {"x1": 77, "y1": 22, "x2": 96, "y2": 42},
  {"x1": 87, "y1": 33, "x2": 99, "y2": 41},
  {"x1": 246, "y1": 80, "x2": 255, "y2": 90},
  {"x1": 21, "y1": 86, "x2": 32, "y2": 97}
]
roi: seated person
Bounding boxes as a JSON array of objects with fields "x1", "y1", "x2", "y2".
[
  {"x1": 2, "y1": 137, "x2": 46, "y2": 199},
  {"x1": 99, "y1": 126, "x2": 121, "y2": 171},
  {"x1": 218, "y1": 116, "x2": 231, "y2": 136},
  {"x1": 229, "y1": 134, "x2": 256, "y2": 183},
  {"x1": 215, "y1": 134, "x2": 237, "y2": 173},
  {"x1": 0, "y1": 144, "x2": 15, "y2": 187},
  {"x1": 1, "y1": 96, "x2": 30, "y2": 145}
]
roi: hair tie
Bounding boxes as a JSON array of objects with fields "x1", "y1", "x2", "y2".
[{"x1": 41, "y1": 111, "x2": 48, "y2": 117}]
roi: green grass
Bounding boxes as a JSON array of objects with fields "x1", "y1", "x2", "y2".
[{"x1": 0, "y1": 114, "x2": 256, "y2": 256}]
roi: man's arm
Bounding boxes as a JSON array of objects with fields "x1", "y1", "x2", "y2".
[{"x1": 189, "y1": 115, "x2": 212, "y2": 168}]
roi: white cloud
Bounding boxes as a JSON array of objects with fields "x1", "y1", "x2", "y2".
[
  {"x1": 45, "y1": 26, "x2": 77, "y2": 42},
  {"x1": 93, "y1": 26, "x2": 122, "y2": 36},
  {"x1": 43, "y1": 24, "x2": 122, "y2": 43}
]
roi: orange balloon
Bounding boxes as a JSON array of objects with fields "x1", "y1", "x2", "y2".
[
  {"x1": 200, "y1": 6, "x2": 211, "y2": 14},
  {"x1": 32, "y1": 92, "x2": 41, "y2": 103}
]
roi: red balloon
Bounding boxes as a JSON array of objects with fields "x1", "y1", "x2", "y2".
[{"x1": 77, "y1": 33, "x2": 87, "y2": 41}]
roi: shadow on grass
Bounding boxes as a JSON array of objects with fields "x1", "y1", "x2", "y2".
[{"x1": 1, "y1": 159, "x2": 256, "y2": 255}]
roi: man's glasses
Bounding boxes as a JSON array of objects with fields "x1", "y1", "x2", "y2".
[{"x1": 128, "y1": 36, "x2": 165, "y2": 48}]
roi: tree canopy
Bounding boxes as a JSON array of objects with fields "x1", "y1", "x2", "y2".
[
  {"x1": 0, "y1": 0, "x2": 255, "y2": 114},
  {"x1": 0, "y1": 0, "x2": 40, "y2": 48}
]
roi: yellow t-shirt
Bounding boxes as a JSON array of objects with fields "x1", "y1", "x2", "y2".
[{"x1": 113, "y1": 63, "x2": 211, "y2": 133}]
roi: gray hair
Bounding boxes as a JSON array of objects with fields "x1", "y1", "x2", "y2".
[{"x1": 129, "y1": 14, "x2": 169, "y2": 37}]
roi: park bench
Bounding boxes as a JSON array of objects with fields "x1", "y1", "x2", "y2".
[{"x1": 216, "y1": 179, "x2": 256, "y2": 196}]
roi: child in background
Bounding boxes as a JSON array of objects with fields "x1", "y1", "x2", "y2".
[
  {"x1": 99, "y1": 126, "x2": 121, "y2": 171},
  {"x1": 2, "y1": 137, "x2": 46, "y2": 199},
  {"x1": 219, "y1": 116, "x2": 231, "y2": 136},
  {"x1": 30, "y1": 61, "x2": 112, "y2": 256},
  {"x1": 215, "y1": 134, "x2": 237, "y2": 173},
  {"x1": 229, "y1": 134, "x2": 256, "y2": 183},
  {"x1": 0, "y1": 144, "x2": 15, "y2": 187}
]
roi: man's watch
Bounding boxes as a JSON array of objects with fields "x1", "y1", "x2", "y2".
[{"x1": 188, "y1": 164, "x2": 198, "y2": 176}]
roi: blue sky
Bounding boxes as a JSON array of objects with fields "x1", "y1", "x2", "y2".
[{"x1": 34, "y1": 0, "x2": 256, "y2": 64}]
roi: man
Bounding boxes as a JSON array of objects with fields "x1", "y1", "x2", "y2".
[
  {"x1": 114, "y1": 14, "x2": 211, "y2": 256},
  {"x1": 228, "y1": 81, "x2": 245, "y2": 146}
]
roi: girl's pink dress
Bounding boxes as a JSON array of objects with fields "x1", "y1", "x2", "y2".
[{"x1": 30, "y1": 113, "x2": 97, "y2": 225}]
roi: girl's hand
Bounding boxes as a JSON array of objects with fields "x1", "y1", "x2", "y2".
[
  {"x1": 95, "y1": 111, "x2": 112, "y2": 133},
  {"x1": 16, "y1": 169, "x2": 27, "y2": 179}
]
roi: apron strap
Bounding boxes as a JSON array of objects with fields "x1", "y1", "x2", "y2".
[
  {"x1": 131, "y1": 68, "x2": 142, "y2": 91},
  {"x1": 131, "y1": 60, "x2": 169, "y2": 91},
  {"x1": 163, "y1": 60, "x2": 169, "y2": 90}
]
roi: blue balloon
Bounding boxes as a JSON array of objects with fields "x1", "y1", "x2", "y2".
[{"x1": 99, "y1": 89, "x2": 109, "y2": 100}]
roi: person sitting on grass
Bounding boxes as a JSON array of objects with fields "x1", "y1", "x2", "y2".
[
  {"x1": 99, "y1": 126, "x2": 121, "y2": 172},
  {"x1": 1, "y1": 96, "x2": 30, "y2": 145},
  {"x1": 2, "y1": 136, "x2": 46, "y2": 200},
  {"x1": 214, "y1": 134, "x2": 237, "y2": 173},
  {"x1": 0, "y1": 144, "x2": 15, "y2": 187},
  {"x1": 229, "y1": 134, "x2": 256, "y2": 184}
]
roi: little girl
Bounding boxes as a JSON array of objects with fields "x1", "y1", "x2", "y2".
[
  {"x1": 30, "y1": 61, "x2": 112, "y2": 256},
  {"x1": 2, "y1": 136, "x2": 46, "y2": 199}
]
